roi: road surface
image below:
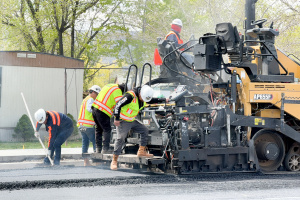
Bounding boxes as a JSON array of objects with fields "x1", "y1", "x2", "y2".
[{"x1": 1, "y1": 160, "x2": 300, "y2": 199}]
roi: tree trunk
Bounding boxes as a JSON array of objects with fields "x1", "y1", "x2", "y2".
[
  {"x1": 71, "y1": 1, "x2": 79, "y2": 58},
  {"x1": 58, "y1": 30, "x2": 64, "y2": 56}
]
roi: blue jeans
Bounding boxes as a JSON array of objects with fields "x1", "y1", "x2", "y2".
[
  {"x1": 80, "y1": 126, "x2": 96, "y2": 153},
  {"x1": 44, "y1": 125, "x2": 73, "y2": 165}
]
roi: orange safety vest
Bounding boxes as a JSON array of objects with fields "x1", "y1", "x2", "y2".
[
  {"x1": 154, "y1": 31, "x2": 184, "y2": 65},
  {"x1": 46, "y1": 111, "x2": 61, "y2": 147},
  {"x1": 165, "y1": 31, "x2": 183, "y2": 45}
]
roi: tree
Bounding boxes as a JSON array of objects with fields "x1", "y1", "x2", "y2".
[
  {"x1": 13, "y1": 114, "x2": 34, "y2": 142},
  {"x1": 0, "y1": 0, "x2": 138, "y2": 84},
  {"x1": 0, "y1": 0, "x2": 125, "y2": 58},
  {"x1": 256, "y1": 0, "x2": 300, "y2": 56},
  {"x1": 67, "y1": 113, "x2": 79, "y2": 137},
  {"x1": 1, "y1": 0, "x2": 300, "y2": 88}
]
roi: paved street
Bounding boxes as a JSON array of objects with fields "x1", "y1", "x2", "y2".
[{"x1": 1, "y1": 148, "x2": 300, "y2": 199}]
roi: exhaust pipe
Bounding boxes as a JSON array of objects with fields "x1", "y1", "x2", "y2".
[{"x1": 245, "y1": 0, "x2": 258, "y2": 41}]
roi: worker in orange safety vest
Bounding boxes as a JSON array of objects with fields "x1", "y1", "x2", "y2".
[
  {"x1": 154, "y1": 18, "x2": 184, "y2": 65},
  {"x1": 34, "y1": 109, "x2": 73, "y2": 166},
  {"x1": 165, "y1": 18, "x2": 184, "y2": 47}
]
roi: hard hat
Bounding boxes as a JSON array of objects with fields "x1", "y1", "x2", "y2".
[
  {"x1": 140, "y1": 85, "x2": 154, "y2": 102},
  {"x1": 35, "y1": 108, "x2": 46, "y2": 124},
  {"x1": 89, "y1": 85, "x2": 101, "y2": 93},
  {"x1": 171, "y1": 19, "x2": 183, "y2": 27}
]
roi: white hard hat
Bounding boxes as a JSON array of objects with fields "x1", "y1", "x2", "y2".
[
  {"x1": 140, "y1": 85, "x2": 154, "y2": 102},
  {"x1": 35, "y1": 108, "x2": 46, "y2": 124},
  {"x1": 171, "y1": 19, "x2": 183, "y2": 27},
  {"x1": 89, "y1": 85, "x2": 101, "y2": 93}
]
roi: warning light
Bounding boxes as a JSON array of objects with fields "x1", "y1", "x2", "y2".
[{"x1": 183, "y1": 117, "x2": 189, "y2": 121}]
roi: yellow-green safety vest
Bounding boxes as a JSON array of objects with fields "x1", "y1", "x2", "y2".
[
  {"x1": 120, "y1": 91, "x2": 146, "y2": 122},
  {"x1": 92, "y1": 84, "x2": 123, "y2": 117},
  {"x1": 77, "y1": 96, "x2": 95, "y2": 127}
]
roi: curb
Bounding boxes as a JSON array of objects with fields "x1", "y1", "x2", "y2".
[{"x1": 0, "y1": 154, "x2": 83, "y2": 163}]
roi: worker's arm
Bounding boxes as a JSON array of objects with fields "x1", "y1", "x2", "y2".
[
  {"x1": 47, "y1": 125, "x2": 58, "y2": 150},
  {"x1": 35, "y1": 122, "x2": 42, "y2": 132},
  {"x1": 148, "y1": 97, "x2": 167, "y2": 104},
  {"x1": 86, "y1": 98, "x2": 94, "y2": 113},
  {"x1": 34, "y1": 122, "x2": 43, "y2": 138},
  {"x1": 166, "y1": 34, "x2": 179, "y2": 47},
  {"x1": 113, "y1": 93, "x2": 133, "y2": 120}
]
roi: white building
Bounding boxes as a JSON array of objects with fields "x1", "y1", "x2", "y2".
[{"x1": 0, "y1": 51, "x2": 84, "y2": 142}]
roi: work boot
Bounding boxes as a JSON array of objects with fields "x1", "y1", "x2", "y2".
[
  {"x1": 43, "y1": 157, "x2": 51, "y2": 166},
  {"x1": 137, "y1": 146, "x2": 154, "y2": 157},
  {"x1": 96, "y1": 147, "x2": 102, "y2": 153},
  {"x1": 101, "y1": 146, "x2": 113, "y2": 154},
  {"x1": 110, "y1": 154, "x2": 119, "y2": 170},
  {"x1": 84, "y1": 158, "x2": 92, "y2": 167}
]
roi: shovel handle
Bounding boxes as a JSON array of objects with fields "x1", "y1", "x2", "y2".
[{"x1": 21, "y1": 92, "x2": 54, "y2": 166}]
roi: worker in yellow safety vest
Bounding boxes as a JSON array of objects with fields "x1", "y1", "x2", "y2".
[
  {"x1": 77, "y1": 85, "x2": 101, "y2": 166},
  {"x1": 110, "y1": 85, "x2": 168, "y2": 170},
  {"x1": 91, "y1": 83, "x2": 125, "y2": 154}
]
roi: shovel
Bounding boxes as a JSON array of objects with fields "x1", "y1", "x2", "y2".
[{"x1": 21, "y1": 92, "x2": 54, "y2": 166}]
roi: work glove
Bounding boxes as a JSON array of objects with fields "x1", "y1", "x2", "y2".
[
  {"x1": 34, "y1": 131, "x2": 40, "y2": 138},
  {"x1": 47, "y1": 150, "x2": 52, "y2": 157}
]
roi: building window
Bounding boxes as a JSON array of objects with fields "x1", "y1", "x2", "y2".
[{"x1": 0, "y1": 67, "x2": 2, "y2": 107}]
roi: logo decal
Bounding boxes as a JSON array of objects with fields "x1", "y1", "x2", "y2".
[{"x1": 254, "y1": 94, "x2": 273, "y2": 100}]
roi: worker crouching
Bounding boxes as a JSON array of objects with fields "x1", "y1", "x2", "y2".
[
  {"x1": 91, "y1": 83, "x2": 125, "y2": 154},
  {"x1": 111, "y1": 85, "x2": 167, "y2": 170},
  {"x1": 34, "y1": 109, "x2": 74, "y2": 166}
]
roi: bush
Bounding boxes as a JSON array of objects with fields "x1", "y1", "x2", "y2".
[
  {"x1": 67, "y1": 113, "x2": 79, "y2": 136},
  {"x1": 13, "y1": 114, "x2": 34, "y2": 142}
]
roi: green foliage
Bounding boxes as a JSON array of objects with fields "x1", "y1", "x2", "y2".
[
  {"x1": 67, "y1": 113, "x2": 79, "y2": 136},
  {"x1": 13, "y1": 114, "x2": 34, "y2": 142},
  {"x1": 1, "y1": 0, "x2": 300, "y2": 90}
]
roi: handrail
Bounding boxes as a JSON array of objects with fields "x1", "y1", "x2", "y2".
[{"x1": 124, "y1": 64, "x2": 138, "y2": 92}]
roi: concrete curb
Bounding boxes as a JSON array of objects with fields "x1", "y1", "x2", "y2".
[
  {"x1": 0, "y1": 154, "x2": 83, "y2": 163},
  {"x1": 0, "y1": 148, "x2": 93, "y2": 163}
]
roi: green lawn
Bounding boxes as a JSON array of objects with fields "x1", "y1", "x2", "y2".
[{"x1": 0, "y1": 140, "x2": 83, "y2": 150}]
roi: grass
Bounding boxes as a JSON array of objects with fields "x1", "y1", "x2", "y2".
[{"x1": 0, "y1": 140, "x2": 83, "y2": 150}]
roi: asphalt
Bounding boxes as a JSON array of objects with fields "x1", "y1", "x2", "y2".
[{"x1": 0, "y1": 147, "x2": 91, "y2": 163}]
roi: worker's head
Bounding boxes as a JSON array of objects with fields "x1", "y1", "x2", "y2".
[
  {"x1": 138, "y1": 85, "x2": 154, "y2": 102},
  {"x1": 89, "y1": 85, "x2": 101, "y2": 99},
  {"x1": 35, "y1": 108, "x2": 47, "y2": 124},
  {"x1": 171, "y1": 19, "x2": 183, "y2": 33}
]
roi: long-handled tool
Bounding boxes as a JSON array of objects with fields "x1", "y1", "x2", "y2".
[{"x1": 21, "y1": 92, "x2": 54, "y2": 166}]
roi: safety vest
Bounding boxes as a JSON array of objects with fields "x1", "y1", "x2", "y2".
[
  {"x1": 120, "y1": 91, "x2": 146, "y2": 122},
  {"x1": 165, "y1": 31, "x2": 183, "y2": 45},
  {"x1": 92, "y1": 84, "x2": 123, "y2": 117},
  {"x1": 77, "y1": 96, "x2": 95, "y2": 127}
]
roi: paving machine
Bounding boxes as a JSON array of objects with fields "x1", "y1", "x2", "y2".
[{"x1": 91, "y1": 0, "x2": 300, "y2": 174}]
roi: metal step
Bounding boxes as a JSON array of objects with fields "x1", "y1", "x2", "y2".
[{"x1": 91, "y1": 153, "x2": 165, "y2": 165}]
